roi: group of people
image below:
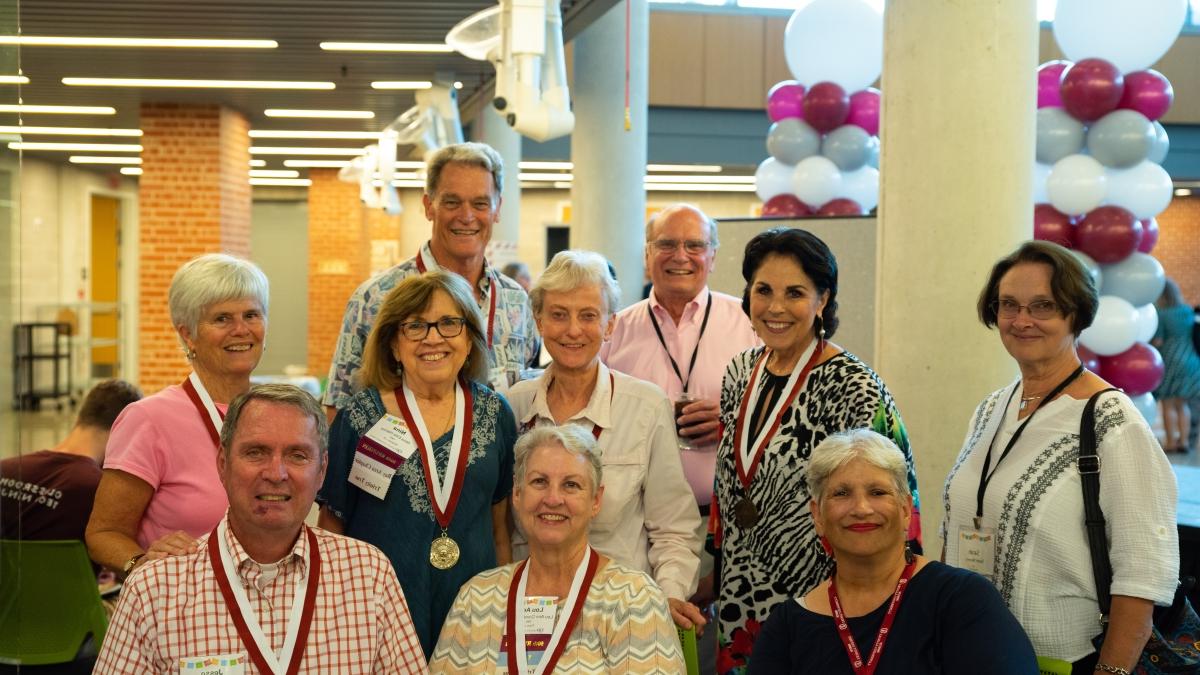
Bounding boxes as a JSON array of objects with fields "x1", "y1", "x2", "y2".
[{"x1": 2, "y1": 140, "x2": 1179, "y2": 675}]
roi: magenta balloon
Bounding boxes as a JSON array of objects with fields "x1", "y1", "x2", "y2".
[
  {"x1": 767, "y1": 80, "x2": 806, "y2": 122},
  {"x1": 762, "y1": 194, "x2": 813, "y2": 218},
  {"x1": 802, "y1": 81, "x2": 850, "y2": 134},
  {"x1": 1059, "y1": 58, "x2": 1125, "y2": 122},
  {"x1": 1137, "y1": 218, "x2": 1159, "y2": 254},
  {"x1": 816, "y1": 198, "x2": 864, "y2": 217},
  {"x1": 1075, "y1": 206, "x2": 1142, "y2": 264},
  {"x1": 1118, "y1": 70, "x2": 1174, "y2": 122},
  {"x1": 1098, "y1": 342, "x2": 1164, "y2": 396},
  {"x1": 1033, "y1": 204, "x2": 1075, "y2": 248},
  {"x1": 1037, "y1": 60, "x2": 1071, "y2": 108},
  {"x1": 1077, "y1": 344, "x2": 1101, "y2": 373},
  {"x1": 846, "y1": 88, "x2": 881, "y2": 136}
]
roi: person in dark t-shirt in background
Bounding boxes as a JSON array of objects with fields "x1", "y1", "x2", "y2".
[{"x1": 1, "y1": 379, "x2": 142, "y2": 541}]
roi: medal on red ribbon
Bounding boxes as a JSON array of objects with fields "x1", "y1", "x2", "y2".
[
  {"x1": 415, "y1": 246, "x2": 498, "y2": 348},
  {"x1": 505, "y1": 547, "x2": 600, "y2": 675},
  {"x1": 829, "y1": 557, "x2": 917, "y2": 675},
  {"x1": 395, "y1": 376, "x2": 474, "y2": 569},
  {"x1": 182, "y1": 372, "x2": 225, "y2": 450}
]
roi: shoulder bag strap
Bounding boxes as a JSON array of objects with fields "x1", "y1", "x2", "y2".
[{"x1": 1079, "y1": 387, "x2": 1119, "y2": 619}]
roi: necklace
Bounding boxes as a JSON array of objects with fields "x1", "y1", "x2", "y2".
[{"x1": 1018, "y1": 393, "x2": 1044, "y2": 411}]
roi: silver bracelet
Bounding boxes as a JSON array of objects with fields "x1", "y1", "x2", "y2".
[{"x1": 1094, "y1": 664, "x2": 1131, "y2": 675}]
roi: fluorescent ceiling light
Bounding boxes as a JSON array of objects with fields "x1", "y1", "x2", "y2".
[
  {"x1": 0, "y1": 36, "x2": 277, "y2": 48},
  {"x1": 250, "y1": 146, "x2": 365, "y2": 156},
  {"x1": 0, "y1": 75, "x2": 30, "y2": 84},
  {"x1": 249, "y1": 130, "x2": 381, "y2": 140},
  {"x1": 69, "y1": 155, "x2": 142, "y2": 164},
  {"x1": 645, "y1": 183, "x2": 756, "y2": 192},
  {"x1": 520, "y1": 172, "x2": 573, "y2": 181},
  {"x1": 1175, "y1": 188, "x2": 1193, "y2": 196},
  {"x1": 249, "y1": 159, "x2": 266, "y2": 167},
  {"x1": 647, "y1": 164, "x2": 722, "y2": 173},
  {"x1": 0, "y1": 104, "x2": 115, "y2": 114},
  {"x1": 454, "y1": 82, "x2": 463, "y2": 89},
  {"x1": 519, "y1": 161, "x2": 573, "y2": 170},
  {"x1": 0, "y1": 125, "x2": 141, "y2": 136},
  {"x1": 10, "y1": 141, "x2": 142, "y2": 151},
  {"x1": 250, "y1": 169, "x2": 300, "y2": 178},
  {"x1": 370, "y1": 81, "x2": 433, "y2": 90},
  {"x1": 120, "y1": 167, "x2": 142, "y2": 175},
  {"x1": 251, "y1": 177, "x2": 312, "y2": 187},
  {"x1": 644, "y1": 175, "x2": 754, "y2": 184},
  {"x1": 63, "y1": 77, "x2": 335, "y2": 90},
  {"x1": 282, "y1": 159, "x2": 425, "y2": 168},
  {"x1": 265, "y1": 109, "x2": 374, "y2": 119},
  {"x1": 320, "y1": 41, "x2": 453, "y2": 52}
]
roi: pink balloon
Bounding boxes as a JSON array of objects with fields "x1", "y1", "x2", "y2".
[
  {"x1": 1118, "y1": 70, "x2": 1174, "y2": 122},
  {"x1": 767, "y1": 81, "x2": 806, "y2": 122},
  {"x1": 802, "y1": 81, "x2": 849, "y2": 134},
  {"x1": 1098, "y1": 342, "x2": 1164, "y2": 396},
  {"x1": 1075, "y1": 206, "x2": 1142, "y2": 264},
  {"x1": 846, "y1": 88, "x2": 881, "y2": 136},
  {"x1": 816, "y1": 198, "x2": 864, "y2": 217},
  {"x1": 1077, "y1": 344, "x2": 1100, "y2": 373},
  {"x1": 1033, "y1": 204, "x2": 1075, "y2": 248},
  {"x1": 1037, "y1": 60, "x2": 1071, "y2": 109},
  {"x1": 1060, "y1": 58, "x2": 1124, "y2": 123},
  {"x1": 1137, "y1": 218, "x2": 1159, "y2": 254},
  {"x1": 762, "y1": 194, "x2": 813, "y2": 218}
]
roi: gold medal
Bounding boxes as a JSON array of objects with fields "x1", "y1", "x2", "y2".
[
  {"x1": 734, "y1": 496, "x2": 760, "y2": 529},
  {"x1": 430, "y1": 532, "x2": 460, "y2": 569}
]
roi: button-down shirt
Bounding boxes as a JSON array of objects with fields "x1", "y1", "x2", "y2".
[
  {"x1": 600, "y1": 287, "x2": 760, "y2": 504},
  {"x1": 324, "y1": 241, "x2": 539, "y2": 409},
  {"x1": 95, "y1": 516, "x2": 427, "y2": 674},
  {"x1": 507, "y1": 362, "x2": 702, "y2": 601}
]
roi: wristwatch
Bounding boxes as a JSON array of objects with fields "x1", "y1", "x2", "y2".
[{"x1": 122, "y1": 552, "x2": 146, "y2": 574}]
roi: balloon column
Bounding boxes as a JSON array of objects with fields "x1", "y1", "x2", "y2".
[
  {"x1": 756, "y1": 0, "x2": 882, "y2": 218},
  {"x1": 1037, "y1": 0, "x2": 1188, "y2": 424}
]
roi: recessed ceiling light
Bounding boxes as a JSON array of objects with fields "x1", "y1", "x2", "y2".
[
  {"x1": 63, "y1": 77, "x2": 335, "y2": 90},
  {"x1": 0, "y1": 36, "x2": 277, "y2": 48},
  {"x1": 0, "y1": 104, "x2": 116, "y2": 114},
  {"x1": 120, "y1": 167, "x2": 142, "y2": 175},
  {"x1": 454, "y1": 82, "x2": 463, "y2": 89},
  {"x1": 249, "y1": 159, "x2": 267, "y2": 167},
  {"x1": 647, "y1": 164, "x2": 722, "y2": 172},
  {"x1": 319, "y1": 41, "x2": 454, "y2": 53},
  {"x1": 69, "y1": 155, "x2": 142, "y2": 164},
  {"x1": 645, "y1": 183, "x2": 756, "y2": 192},
  {"x1": 250, "y1": 177, "x2": 312, "y2": 187},
  {"x1": 0, "y1": 125, "x2": 142, "y2": 136},
  {"x1": 10, "y1": 141, "x2": 142, "y2": 151},
  {"x1": 520, "y1": 172, "x2": 574, "y2": 181},
  {"x1": 250, "y1": 169, "x2": 300, "y2": 178},
  {"x1": 370, "y1": 81, "x2": 433, "y2": 90},
  {"x1": 0, "y1": 75, "x2": 30, "y2": 84},
  {"x1": 282, "y1": 159, "x2": 425, "y2": 169},
  {"x1": 519, "y1": 161, "x2": 573, "y2": 170},
  {"x1": 644, "y1": 175, "x2": 754, "y2": 184},
  {"x1": 250, "y1": 146, "x2": 365, "y2": 156},
  {"x1": 249, "y1": 130, "x2": 381, "y2": 140},
  {"x1": 264, "y1": 109, "x2": 374, "y2": 119}
]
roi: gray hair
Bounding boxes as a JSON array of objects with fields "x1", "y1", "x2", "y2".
[
  {"x1": 644, "y1": 203, "x2": 720, "y2": 249},
  {"x1": 806, "y1": 429, "x2": 910, "y2": 502},
  {"x1": 425, "y1": 142, "x2": 503, "y2": 197},
  {"x1": 168, "y1": 253, "x2": 270, "y2": 350},
  {"x1": 529, "y1": 250, "x2": 622, "y2": 318},
  {"x1": 514, "y1": 425, "x2": 603, "y2": 494},
  {"x1": 220, "y1": 383, "x2": 329, "y2": 462}
]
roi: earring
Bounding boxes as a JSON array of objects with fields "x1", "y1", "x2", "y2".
[
  {"x1": 185, "y1": 347, "x2": 197, "y2": 360},
  {"x1": 815, "y1": 316, "x2": 826, "y2": 341},
  {"x1": 904, "y1": 542, "x2": 915, "y2": 564}
]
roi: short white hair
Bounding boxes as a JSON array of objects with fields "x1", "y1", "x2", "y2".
[
  {"x1": 529, "y1": 250, "x2": 621, "y2": 317},
  {"x1": 806, "y1": 429, "x2": 910, "y2": 502},
  {"x1": 514, "y1": 425, "x2": 604, "y2": 494}
]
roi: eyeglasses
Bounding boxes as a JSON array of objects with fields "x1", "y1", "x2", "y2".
[
  {"x1": 399, "y1": 317, "x2": 468, "y2": 341},
  {"x1": 650, "y1": 238, "x2": 710, "y2": 255},
  {"x1": 991, "y1": 299, "x2": 1060, "y2": 320}
]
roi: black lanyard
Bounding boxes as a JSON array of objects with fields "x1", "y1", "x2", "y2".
[
  {"x1": 647, "y1": 292, "x2": 713, "y2": 394},
  {"x1": 974, "y1": 364, "x2": 1085, "y2": 528}
]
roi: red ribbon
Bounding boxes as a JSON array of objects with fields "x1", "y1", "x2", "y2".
[
  {"x1": 505, "y1": 548, "x2": 600, "y2": 674},
  {"x1": 394, "y1": 377, "x2": 474, "y2": 530},
  {"x1": 182, "y1": 375, "x2": 224, "y2": 450}
]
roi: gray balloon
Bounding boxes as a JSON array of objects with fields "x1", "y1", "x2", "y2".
[
  {"x1": 766, "y1": 119, "x2": 820, "y2": 165},
  {"x1": 1100, "y1": 252, "x2": 1166, "y2": 307},
  {"x1": 1072, "y1": 250, "x2": 1103, "y2": 290},
  {"x1": 1036, "y1": 107, "x2": 1086, "y2": 164},
  {"x1": 820, "y1": 124, "x2": 872, "y2": 171},
  {"x1": 1148, "y1": 121, "x2": 1170, "y2": 164},
  {"x1": 1086, "y1": 109, "x2": 1154, "y2": 168}
]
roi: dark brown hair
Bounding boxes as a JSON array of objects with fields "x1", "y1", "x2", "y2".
[
  {"x1": 741, "y1": 227, "x2": 839, "y2": 338},
  {"x1": 977, "y1": 240, "x2": 1098, "y2": 335},
  {"x1": 76, "y1": 379, "x2": 142, "y2": 430}
]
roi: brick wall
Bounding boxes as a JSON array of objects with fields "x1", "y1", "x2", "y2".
[
  {"x1": 1153, "y1": 196, "x2": 1200, "y2": 304},
  {"x1": 138, "y1": 103, "x2": 251, "y2": 394}
]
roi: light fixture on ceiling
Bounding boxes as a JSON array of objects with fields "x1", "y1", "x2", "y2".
[
  {"x1": 250, "y1": 146, "x2": 366, "y2": 156},
  {"x1": 249, "y1": 130, "x2": 382, "y2": 140},
  {"x1": 249, "y1": 159, "x2": 267, "y2": 167},
  {"x1": 370, "y1": 81, "x2": 433, "y2": 90},
  {"x1": 1175, "y1": 188, "x2": 1193, "y2": 197},
  {"x1": 283, "y1": 159, "x2": 425, "y2": 169},
  {"x1": 644, "y1": 175, "x2": 754, "y2": 184},
  {"x1": 10, "y1": 141, "x2": 142, "y2": 151},
  {"x1": 520, "y1": 172, "x2": 574, "y2": 181},
  {"x1": 0, "y1": 125, "x2": 142, "y2": 136},
  {"x1": 0, "y1": 104, "x2": 116, "y2": 114},
  {"x1": 519, "y1": 161, "x2": 573, "y2": 170},
  {"x1": 319, "y1": 41, "x2": 454, "y2": 53},
  {"x1": 0, "y1": 75, "x2": 30, "y2": 84},
  {"x1": 264, "y1": 109, "x2": 374, "y2": 119},
  {"x1": 0, "y1": 36, "x2": 277, "y2": 48},
  {"x1": 63, "y1": 77, "x2": 335, "y2": 90},
  {"x1": 647, "y1": 164, "x2": 722, "y2": 173},
  {"x1": 120, "y1": 167, "x2": 142, "y2": 175},
  {"x1": 250, "y1": 169, "x2": 300, "y2": 178},
  {"x1": 250, "y1": 177, "x2": 313, "y2": 187},
  {"x1": 68, "y1": 155, "x2": 142, "y2": 164},
  {"x1": 645, "y1": 183, "x2": 756, "y2": 192}
]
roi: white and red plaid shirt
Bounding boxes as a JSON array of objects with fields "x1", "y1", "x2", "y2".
[{"x1": 95, "y1": 516, "x2": 427, "y2": 674}]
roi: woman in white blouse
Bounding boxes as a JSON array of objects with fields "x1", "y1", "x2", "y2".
[{"x1": 506, "y1": 249, "x2": 705, "y2": 632}]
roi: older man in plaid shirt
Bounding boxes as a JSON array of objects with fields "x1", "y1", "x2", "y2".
[{"x1": 96, "y1": 384, "x2": 427, "y2": 674}]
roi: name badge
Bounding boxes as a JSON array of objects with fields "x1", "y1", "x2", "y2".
[
  {"x1": 957, "y1": 525, "x2": 996, "y2": 579},
  {"x1": 348, "y1": 414, "x2": 413, "y2": 500},
  {"x1": 496, "y1": 597, "x2": 558, "y2": 667},
  {"x1": 178, "y1": 653, "x2": 246, "y2": 675}
]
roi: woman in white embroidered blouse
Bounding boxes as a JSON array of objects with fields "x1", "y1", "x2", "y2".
[{"x1": 942, "y1": 241, "x2": 1178, "y2": 675}]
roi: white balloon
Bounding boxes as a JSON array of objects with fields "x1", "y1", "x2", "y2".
[
  {"x1": 1079, "y1": 295, "x2": 1139, "y2": 356},
  {"x1": 1129, "y1": 391, "x2": 1159, "y2": 427},
  {"x1": 1053, "y1": 0, "x2": 1187, "y2": 72},
  {"x1": 784, "y1": 0, "x2": 883, "y2": 91},
  {"x1": 1105, "y1": 160, "x2": 1173, "y2": 220},
  {"x1": 792, "y1": 156, "x2": 843, "y2": 207},
  {"x1": 836, "y1": 166, "x2": 880, "y2": 212},
  {"x1": 1134, "y1": 303, "x2": 1160, "y2": 344},
  {"x1": 1033, "y1": 162, "x2": 1052, "y2": 205},
  {"x1": 1047, "y1": 154, "x2": 1106, "y2": 216},
  {"x1": 755, "y1": 157, "x2": 796, "y2": 201}
]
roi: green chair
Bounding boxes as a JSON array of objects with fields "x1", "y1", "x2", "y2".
[{"x1": 0, "y1": 539, "x2": 107, "y2": 666}]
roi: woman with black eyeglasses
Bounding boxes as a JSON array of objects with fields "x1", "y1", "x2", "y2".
[
  {"x1": 317, "y1": 270, "x2": 517, "y2": 658},
  {"x1": 942, "y1": 241, "x2": 1177, "y2": 675}
]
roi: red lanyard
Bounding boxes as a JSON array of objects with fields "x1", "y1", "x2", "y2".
[
  {"x1": 505, "y1": 548, "x2": 600, "y2": 674},
  {"x1": 415, "y1": 247, "x2": 498, "y2": 348},
  {"x1": 394, "y1": 377, "x2": 474, "y2": 530},
  {"x1": 181, "y1": 374, "x2": 225, "y2": 450},
  {"x1": 828, "y1": 558, "x2": 916, "y2": 675}
]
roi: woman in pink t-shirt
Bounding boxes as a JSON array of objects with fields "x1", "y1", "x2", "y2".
[{"x1": 86, "y1": 253, "x2": 270, "y2": 578}]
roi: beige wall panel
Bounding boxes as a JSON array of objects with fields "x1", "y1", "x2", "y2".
[
  {"x1": 763, "y1": 16, "x2": 792, "y2": 87},
  {"x1": 702, "y1": 15, "x2": 765, "y2": 109},
  {"x1": 649, "y1": 13, "x2": 705, "y2": 107}
]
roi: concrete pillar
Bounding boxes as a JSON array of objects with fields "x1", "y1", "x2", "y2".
[
  {"x1": 138, "y1": 103, "x2": 251, "y2": 393},
  {"x1": 474, "y1": 107, "x2": 522, "y2": 246},
  {"x1": 874, "y1": 0, "x2": 1037, "y2": 552},
  {"x1": 571, "y1": 0, "x2": 649, "y2": 309}
]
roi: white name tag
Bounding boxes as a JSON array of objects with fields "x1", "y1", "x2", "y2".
[
  {"x1": 178, "y1": 653, "x2": 246, "y2": 675},
  {"x1": 958, "y1": 525, "x2": 997, "y2": 579},
  {"x1": 348, "y1": 415, "x2": 412, "y2": 500},
  {"x1": 522, "y1": 596, "x2": 558, "y2": 634},
  {"x1": 364, "y1": 414, "x2": 417, "y2": 459}
]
